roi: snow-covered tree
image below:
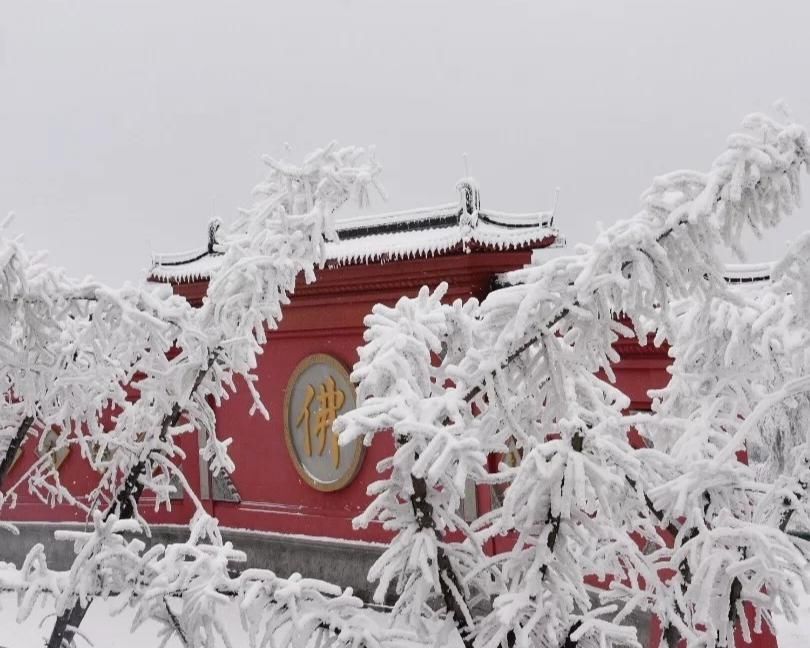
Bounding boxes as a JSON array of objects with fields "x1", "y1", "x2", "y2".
[
  {"x1": 337, "y1": 111, "x2": 810, "y2": 648},
  {"x1": 2, "y1": 110, "x2": 810, "y2": 648},
  {"x1": 0, "y1": 143, "x2": 407, "y2": 648}
]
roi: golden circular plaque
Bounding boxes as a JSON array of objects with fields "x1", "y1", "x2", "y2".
[{"x1": 283, "y1": 354, "x2": 364, "y2": 492}]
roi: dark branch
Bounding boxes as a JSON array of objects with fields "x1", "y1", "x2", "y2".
[
  {"x1": 409, "y1": 471, "x2": 475, "y2": 648},
  {"x1": 0, "y1": 415, "x2": 34, "y2": 488},
  {"x1": 164, "y1": 596, "x2": 189, "y2": 647},
  {"x1": 49, "y1": 350, "x2": 220, "y2": 648}
]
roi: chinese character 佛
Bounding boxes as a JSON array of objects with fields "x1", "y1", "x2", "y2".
[{"x1": 295, "y1": 376, "x2": 346, "y2": 468}]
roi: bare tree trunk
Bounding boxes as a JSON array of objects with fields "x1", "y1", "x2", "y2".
[
  {"x1": 562, "y1": 620, "x2": 582, "y2": 648},
  {"x1": 0, "y1": 415, "x2": 34, "y2": 488},
  {"x1": 409, "y1": 472, "x2": 475, "y2": 648},
  {"x1": 46, "y1": 601, "x2": 88, "y2": 648},
  {"x1": 720, "y1": 493, "x2": 805, "y2": 648},
  {"x1": 48, "y1": 353, "x2": 217, "y2": 648}
]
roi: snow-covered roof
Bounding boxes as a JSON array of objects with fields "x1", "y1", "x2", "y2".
[
  {"x1": 149, "y1": 182, "x2": 559, "y2": 283},
  {"x1": 494, "y1": 259, "x2": 775, "y2": 290},
  {"x1": 724, "y1": 262, "x2": 773, "y2": 284}
]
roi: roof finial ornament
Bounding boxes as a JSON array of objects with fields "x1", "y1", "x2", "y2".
[
  {"x1": 456, "y1": 175, "x2": 480, "y2": 252},
  {"x1": 456, "y1": 178, "x2": 480, "y2": 215},
  {"x1": 207, "y1": 217, "x2": 222, "y2": 254},
  {"x1": 550, "y1": 187, "x2": 560, "y2": 227}
]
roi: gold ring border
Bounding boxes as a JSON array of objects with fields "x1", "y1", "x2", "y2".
[{"x1": 282, "y1": 353, "x2": 364, "y2": 493}]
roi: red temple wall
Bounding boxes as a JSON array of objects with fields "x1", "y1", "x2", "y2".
[{"x1": 200, "y1": 250, "x2": 544, "y2": 541}]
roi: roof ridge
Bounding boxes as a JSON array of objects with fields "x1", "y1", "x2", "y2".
[
  {"x1": 336, "y1": 202, "x2": 460, "y2": 229},
  {"x1": 151, "y1": 247, "x2": 212, "y2": 266},
  {"x1": 148, "y1": 181, "x2": 559, "y2": 282}
]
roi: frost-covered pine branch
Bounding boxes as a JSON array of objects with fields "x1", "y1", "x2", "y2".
[
  {"x1": 0, "y1": 143, "x2": 390, "y2": 647},
  {"x1": 0, "y1": 510, "x2": 415, "y2": 648},
  {"x1": 639, "y1": 231, "x2": 810, "y2": 646},
  {"x1": 336, "y1": 283, "x2": 498, "y2": 648},
  {"x1": 341, "y1": 111, "x2": 810, "y2": 648}
]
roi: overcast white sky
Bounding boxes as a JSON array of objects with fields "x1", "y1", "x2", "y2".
[{"x1": 2, "y1": 0, "x2": 809, "y2": 285}]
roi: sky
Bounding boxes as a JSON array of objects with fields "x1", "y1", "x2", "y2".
[{"x1": 1, "y1": 0, "x2": 809, "y2": 286}]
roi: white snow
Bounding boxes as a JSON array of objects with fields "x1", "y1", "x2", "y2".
[
  {"x1": 0, "y1": 593, "x2": 197, "y2": 647},
  {"x1": 0, "y1": 591, "x2": 807, "y2": 647},
  {"x1": 0, "y1": 593, "x2": 447, "y2": 648},
  {"x1": 772, "y1": 592, "x2": 810, "y2": 648}
]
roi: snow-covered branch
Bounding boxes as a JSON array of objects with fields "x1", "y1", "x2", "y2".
[
  {"x1": 0, "y1": 143, "x2": 386, "y2": 647},
  {"x1": 343, "y1": 111, "x2": 810, "y2": 648}
]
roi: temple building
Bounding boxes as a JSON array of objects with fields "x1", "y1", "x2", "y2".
[
  {"x1": 3, "y1": 181, "x2": 777, "y2": 647},
  {"x1": 144, "y1": 180, "x2": 566, "y2": 543}
]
